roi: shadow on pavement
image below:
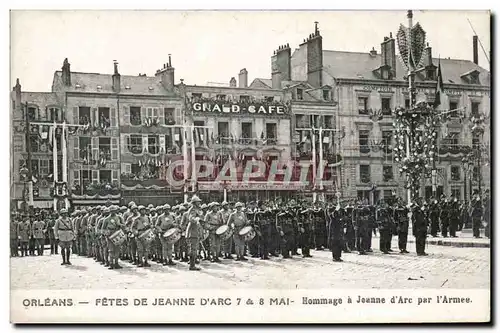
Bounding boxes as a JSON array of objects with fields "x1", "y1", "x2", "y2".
[{"x1": 64, "y1": 265, "x2": 88, "y2": 271}]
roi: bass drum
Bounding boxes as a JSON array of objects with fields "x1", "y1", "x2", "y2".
[
  {"x1": 216, "y1": 225, "x2": 233, "y2": 240},
  {"x1": 163, "y1": 228, "x2": 181, "y2": 244}
]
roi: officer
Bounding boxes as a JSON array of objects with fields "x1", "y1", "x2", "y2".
[
  {"x1": 449, "y1": 197, "x2": 460, "y2": 238},
  {"x1": 54, "y1": 208, "x2": 74, "y2": 265},
  {"x1": 411, "y1": 201, "x2": 428, "y2": 256},
  {"x1": 328, "y1": 205, "x2": 344, "y2": 262},
  {"x1": 429, "y1": 199, "x2": 440, "y2": 237},
  {"x1": 17, "y1": 213, "x2": 31, "y2": 257},
  {"x1": 104, "y1": 205, "x2": 124, "y2": 269},
  {"x1": 186, "y1": 196, "x2": 204, "y2": 271},
  {"x1": 131, "y1": 205, "x2": 152, "y2": 267},
  {"x1": 157, "y1": 204, "x2": 177, "y2": 266},
  {"x1": 376, "y1": 200, "x2": 392, "y2": 254},
  {"x1": 471, "y1": 196, "x2": 483, "y2": 238},
  {"x1": 440, "y1": 197, "x2": 450, "y2": 237},
  {"x1": 32, "y1": 214, "x2": 46, "y2": 256}
]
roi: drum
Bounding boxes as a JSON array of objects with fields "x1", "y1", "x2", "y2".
[
  {"x1": 138, "y1": 228, "x2": 155, "y2": 244},
  {"x1": 109, "y1": 229, "x2": 126, "y2": 246},
  {"x1": 238, "y1": 226, "x2": 256, "y2": 242},
  {"x1": 163, "y1": 228, "x2": 181, "y2": 244},
  {"x1": 58, "y1": 230, "x2": 74, "y2": 242},
  {"x1": 216, "y1": 225, "x2": 233, "y2": 240}
]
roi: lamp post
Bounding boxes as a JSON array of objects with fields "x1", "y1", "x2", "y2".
[
  {"x1": 469, "y1": 114, "x2": 485, "y2": 197},
  {"x1": 461, "y1": 151, "x2": 474, "y2": 207}
]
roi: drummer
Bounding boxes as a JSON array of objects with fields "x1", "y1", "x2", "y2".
[
  {"x1": 227, "y1": 202, "x2": 249, "y2": 261},
  {"x1": 125, "y1": 203, "x2": 140, "y2": 265},
  {"x1": 54, "y1": 208, "x2": 74, "y2": 265},
  {"x1": 205, "y1": 202, "x2": 222, "y2": 263},
  {"x1": 97, "y1": 207, "x2": 111, "y2": 267},
  {"x1": 220, "y1": 201, "x2": 234, "y2": 260},
  {"x1": 186, "y1": 195, "x2": 204, "y2": 271},
  {"x1": 131, "y1": 205, "x2": 152, "y2": 268},
  {"x1": 104, "y1": 205, "x2": 125, "y2": 269},
  {"x1": 151, "y1": 206, "x2": 164, "y2": 263},
  {"x1": 156, "y1": 204, "x2": 177, "y2": 266}
]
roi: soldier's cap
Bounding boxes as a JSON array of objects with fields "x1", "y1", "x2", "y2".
[
  {"x1": 128, "y1": 201, "x2": 136, "y2": 208},
  {"x1": 163, "y1": 204, "x2": 171, "y2": 210},
  {"x1": 172, "y1": 205, "x2": 178, "y2": 210},
  {"x1": 109, "y1": 205, "x2": 118, "y2": 212},
  {"x1": 178, "y1": 206, "x2": 187, "y2": 211},
  {"x1": 190, "y1": 195, "x2": 202, "y2": 203},
  {"x1": 130, "y1": 204, "x2": 138, "y2": 210},
  {"x1": 137, "y1": 205, "x2": 146, "y2": 211},
  {"x1": 212, "y1": 202, "x2": 220, "y2": 206},
  {"x1": 235, "y1": 202, "x2": 244, "y2": 208},
  {"x1": 103, "y1": 207, "x2": 110, "y2": 214},
  {"x1": 120, "y1": 206, "x2": 127, "y2": 211},
  {"x1": 221, "y1": 201, "x2": 228, "y2": 206},
  {"x1": 60, "y1": 208, "x2": 68, "y2": 214},
  {"x1": 201, "y1": 203, "x2": 208, "y2": 209},
  {"x1": 81, "y1": 208, "x2": 87, "y2": 213},
  {"x1": 147, "y1": 204, "x2": 154, "y2": 209}
]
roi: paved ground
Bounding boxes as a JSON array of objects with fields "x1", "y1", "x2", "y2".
[{"x1": 11, "y1": 238, "x2": 490, "y2": 290}]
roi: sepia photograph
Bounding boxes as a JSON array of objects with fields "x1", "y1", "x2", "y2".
[{"x1": 9, "y1": 9, "x2": 491, "y2": 323}]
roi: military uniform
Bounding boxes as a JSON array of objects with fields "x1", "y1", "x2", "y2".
[
  {"x1": 449, "y1": 199, "x2": 460, "y2": 237},
  {"x1": 32, "y1": 218, "x2": 46, "y2": 256},
  {"x1": 256, "y1": 207, "x2": 272, "y2": 260},
  {"x1": 394, "y1": 204, "x2": 409, "y2": 253},
  {"x1": 439, "y1": 200, "x2": 450, "y2": 237},
  {"x1": 376, "y1": 205, "x2": 392, "y2": 254},
  {"x1": 10, "y1": 219, "x2": 18, "y2": 257},
  {"x1": 185, "y1": 200, "x2": 204, "y2": 270},
  {"x1": 104, "y1": 206, "x2": 124, "y2": 269},
  {"x1": 205, "y1": 203, "x2": 223, "y2": 262},
  {"x1": 354, "y1": 206, "x2": 370, "y2": 254},
  {"x1": 412, "y1": 204, "x2": 428, "y2": 255},
  {"x1": 276, "y1": 210, "x2": 295, "y2": 258},
  {"x1": 313, "y1": 207, "x2": 326, "y2": 250},
  {"x1": 125, "y1": 207, "x2": 139, "y2": 264},
  {"x1": 157, "y1": 205, "x2": 177, "y2": 265},
  {"x1": 131, "y1": 206, "x2": 152, "y2": 267},
  {"x1": 343, "y1": 205, "x2": 355, "y2": 252},
  {"x1": 54, "y1": 210, "x2": 75, "y2": 265},
  {"x1": 228, "y1": 203, "x2": 249, "y2": 260},
  {"x1": 328, "y1": 207, "x2": 344, "y2": 262},
  {"x1": 76, "y1": 210, "x2": 89, "y2": 256},
  {"x1": 219, "y1": 204, "x2": 234, "y2": 259},
  {"x1": 17, "y1": 218, "x2": 31, "y2": 256},
  {"x1": 299, "y1": 208, "x2": 313, "y2": 258},
  {"x1": 471, "y1": 198, "x2": 483, "y2": 238},
  {"x1": 429, "y1": 201, "x2": 440, "y2": 237}
]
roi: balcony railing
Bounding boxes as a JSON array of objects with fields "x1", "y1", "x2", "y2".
[{"x1": 359, "y1": 145, "x2": 371, "y2": 154}]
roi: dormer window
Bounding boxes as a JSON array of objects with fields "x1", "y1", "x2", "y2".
[
  {"x1": 426, "y1": 68, "x2": 435, "y2": 80},
  {"x1": 461, "y1": 70, "x2": 481, "y2": 85},
  {"x1": 297, "y1": 88, "x2": 303, "y2": 100},
  {"x1": 470, "y1": 72, "x2": 480, "y2": 84},
  {"x1": 382, "y1": 69, "x2": 390, "y2": 80},
  {"x1": 323, "y1": 90, "x2": 330, "y2": 101}
]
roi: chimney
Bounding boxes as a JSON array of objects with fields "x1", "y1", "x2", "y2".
[
  {"x1": 473, "y1": 35, "x2": 479, "y2": 64},
  {"x1": 61, "y1": 58, "x2": 71, "y2": 86},
  {"x1": 112, "y1": 60, "x2": 121, "y2": 92},
  {"x1": 13, "y1": 78, "x2": 21, "y2": 112},
  {"x1": 369, "y1": 47, "x2": 377, "y2": 57},
  {"x1": 238, "y1": 68, "x2": 248, "y2": 88},
  {"x1": 380, "y1": 32, "x2": 396, "y2": 76},
  {"x1": 155, "y1": 54, "x2": 175, "y2": 92},
  {"x1": 271, "y1": 43, "x2": 291, "y2": 82},
  {"x1": 229, "y1": 77, "x2": 237, "y2": 88},
  {"x1": 271, "y1": 72, "x2": 282, "y2": 89},
  {"x1": 304, "y1": 22, "x2": 323, "y2": 87}
]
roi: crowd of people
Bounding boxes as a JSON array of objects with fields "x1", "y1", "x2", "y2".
[{"x1": 10, "y1": 193, "x2": 489, "y2": 270}]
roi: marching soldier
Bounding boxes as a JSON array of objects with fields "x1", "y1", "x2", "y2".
[
  {"x1": 152, "y1": 206, "x2": 164, "y2": 263},
  {"x1": 17, "y1": 214, "x2": 31, "y2": 257},
  {"x1": 449, "y1": 197, "x2": 460, "y2": 238},
  {"x1": 157, "y1": 204, "x2": 177, "y2": 266},
  {"x1": 429, "y1": 199, "x2": 440, "y2": 237},
  {"x1": 32, "y1": 215, "x2": 46, "y2": 256},
  {"x1": 328, "y1": 206, "x2": 344, "y2": 262},
  {"x1": 104, "y1": 205, "x2": 124, "y2": 269},
  {"x1": 131, "y1": 205, "x2": 152, "y2": 267},
  {"x1": 394, "y1": 199, "x2": 410, "y2": 254},
  {"x1": 205, "y1": 202, "x2": 223, "y2": 262},
  {"x1": 411, "y1": 201, "x2": 428, "y2": 256},
  {"x1": 54, "y1": 208, "x2": 74, "y2": 265},
  {"x1": 227, "y1": 202, "x2": 249, "y2": 261},
  {"x1": 471, "y1": 196, "x2": 483, "y2": 238},
  {"x1": 185, "y1": 196, "x2": 204, "y2": 270}
]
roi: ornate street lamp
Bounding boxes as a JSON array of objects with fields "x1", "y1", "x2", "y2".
[{"x1": 469, "y1": 112, "x2": 485, "y2": 197}]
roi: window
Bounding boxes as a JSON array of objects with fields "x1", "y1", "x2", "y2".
[
  {"x1": 324, "y1": 115, "x2": 334, "y2": 129},
  {"x1": 472, "y1": 134, "x2": 480, "y2": 149},
  {"x1": 322, "y1": 90, "x2": 330, "y2": 101},
  {"x1": 216, "y1": 94, "x2": 226, "y2": 101},
  {"x1": 359, "y1": 130, "x2": 370, "y2": 153},
  {"x1": 360, "y1": 165, "x2": 371, "y2": 183},
  {"x1": 39, "y1": 160, "x2": 50, "y2": 177},
  {"x1": 358, "y1": 97, "x2": 369, "y2": 114},
  {"x1": 131, "y1": 163, "x2": 141, "y2": 176},
  {"x1": 240, "y1": 95, "x2": 250, "y2": 103},
  {"x1": 405, "y1": 98, "x2": 410, "y2": 109},
  {"x1": 383, "y1": 165, "x2": 394, "y2": 182},
  {"x1": 357, "y1": 190, "x2": 370, "y2": 202},
  {"x1": 99, "y1": 170, "x2": 112, "y2": 184},
  {"x1": 382, "y1": 69, "x2": 389, "y2": 80},
  {"x1": 383, "y1": 189, "x2": 394, "y2": 199},
  {"x1": 471, "y1": 102, "x2": 480, "y2": 116},
  {"x1": 218, "y1": 122, "x2": 229, "y2": 144},
  {"x1": 98, "y1": 137, "x2": 111, "y2": 161},
  {"x1": 49, "y1": 108, "x2": 60, "y2": 122},
  {"x1": 426, "y1": 69, "x2": 435, "y2": 80},
  {"x1": 191, "y1": 93, "x2": 202, "y2": 100},
  {"x1": 79, "y1": 137, "x2": 91, "y2": 160},
  {"x1": 240, "y1": 122, "x2": 252, "y2": 144},
  {"x1": 381, "y1": 97, "x2": 392, "y2": 115},
  {"x1": 129, "y1": 134, "x2": 142, "y2": 154},
  {"x1": 78, "y1": 107, "x2": 91, "y2": 125},
  {"x1": 382, "y1": 130, "x2": 392, "y2": 153},
  {"x1": 265, "y1": 96, "x2": 274, "y2": 103},
  {"x1": 148, "y1": 134, "x2": 159, "y2": 154},
  {"x1": 451, "y1": 188, "x2": 461, "y2": 199},
  {"x1": 449, "y1": 101, "x2": 458, "y2": 118},
  {"x1": 266, "y1": 123, "x2": 277, "y2": 145},
  {"x1": 472, "y1": 166, "x2": 479, "y2": 181},
  {"x1": 164, "y1": 107, "x2": 175, "y2": 125},
  {"x1": 80, "y1": 170, "x2": 91, "y2": 193},
  {"x1": 449, "y1": 133, "x2": 459, "y2": 146},
  {"x1": 98, "y1": 107, "x2": 110, "y2": 128},
  {"x1": 29, "y1": 134, "x2": 39, "y2": 153},
  {"x1": 470, "y1": 73, "x2": 480, "y2": 85},
  {"x1": 451, "y1": 166, "x2": 461, "y2": 181},
  {"x1": 130, "y1": 106, "x2": 141, "y2": 125},
  {"x1": 295, "y1": 114, "x2": 308, "y2": 128},
  {"x1": 296, "y1": 88, "x2": 303, "y2": 100}
]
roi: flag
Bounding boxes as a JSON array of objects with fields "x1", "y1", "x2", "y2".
[{"x1": 433, "y1": 59, "x2": 444, "y2": 109}]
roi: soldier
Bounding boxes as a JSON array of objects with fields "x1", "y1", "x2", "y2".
[
  {"x1": 186, "y1": 196, "x2": 204, "y2": 270},
  {"x1": 151, "y1": 206, "x2": 164, "y2": 263},
  {"x1": 76, "y1": 209, "x2": 89, "y2": 256},
  {"x1": 342, "y1": 204, "x2": 355, "y2": 253},
  {"x1": 227, "y1": 202, "x2": 249, "y2": 261},
  {"x1": 484, "y1": 194, "x2": 491, "y2": 239},
  {"x1": 157, "y1": 204, "x2": 177, "y2": 266},
  {"x1": 440, "y1": 197, "x2": 450, "y2": 237},
  {"x1": 376, "y1": 200, "x2": 392, "y2": 254},
  {"x1": 449, "y1": 197, "x2": 460, "y2": 238},
  {"x1": 87, "y1": 206, "x2": 100, "y2": 260},
  {"x1": 299, "y1": 206, "x2": 313, "y2": 258},
  {"x1": 104, "y1": 205, "x2": 125, "y2": 269},
  {"x1": 328, "y1": 206, "x2": 344, "y2": 262},
  {"x1": 276, "y1": 206, "x2": 295, "y2": 259},
  {"x1": 17, "y1": 214, "x2": 31, "y2": 257},
  {"x1": 10, "y1": 215, "x2": 19, "y2": 257},
  {"x1": 71, "y1": 211, "x2": 80, "y2": 254},
  {"x1": 394, "y1": 200, "x2": 410, "y2": 254},
  {"x1": 312, "y1": 205, "x2": 326, "y2": 250},
  {"x1": 131, "y1": 205, "x2": 152, "y2": 267},
  {"x1": 471, "y1": 196, "x2": 483, "y2": 238},
  {"x1": 125, "y1": 204, "x2": 140, "y2": 264},
  {"x1": 97, "y1": 207, "x2": 111, "y2": 267},
  {"x1": 429, "y1": 199, "x2": 440, "y2": 237},
  {"x1": 219, "y1": 201, "x2": 234, "y2": 260},
  {"x1": 32, "y1": 215, "x2": 46, "y2": 256},
  {"x1": 54, "y1": 208, "x2": 75, "y2": 265},
  {"x1": 411, "y1": 201, "x2": 428, "y2": 256},
  {"x1": 254, "y1": 203, "x2": 270, "y2": 260},
  {"x1": 205, "y1": 202, "x2": 223, "y2": 262},
  {"x1": 355, "y1": 205, "x2": 370, "y2": 255}
]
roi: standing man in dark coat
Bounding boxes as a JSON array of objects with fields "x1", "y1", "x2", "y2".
[
  {"x1": 412, "y1": 201, "x2": 428, "y2": 256},
  {"x1": 394, "y1": 200, "x2": 410, "y2": 254},
  {"x1": 440, "y1": 198, "x2": 450, "y2": 237},
  {"x1": 299, "y1": 207, "x2": 313, "y2": 258},
  {"x1": 429, "y1": 199, "x2": 440, "y2": 237},
  {"x1": 328, "y1": 206, "x2": 344, "y2": 262},
  {"x1": 376, "y1": 200, "x2": 392, "y2": 254},
  {"x1": 471, "y1": 196, "x2": 483, "y2": 238},
  {"x1": 449, "y1": 197, "x2": 460, "y2": 238}
]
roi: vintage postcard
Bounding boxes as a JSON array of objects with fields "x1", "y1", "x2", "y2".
[{"x1": 9, "y1": 9, "x2": 491, "y2": 324}]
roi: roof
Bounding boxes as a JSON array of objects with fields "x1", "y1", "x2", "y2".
[
  {"x1": 250, "y1": 78, "x2": 307, "y2": 90},
  {"x1": 322, "y1": 50, "x2": 490, "y2": 86},
  {"x1": 19, "y1": 92, "x2": 61, "y2": 106},
  {"x1": 53, "y1": 71, "x2": 179, "y2": 96}
]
